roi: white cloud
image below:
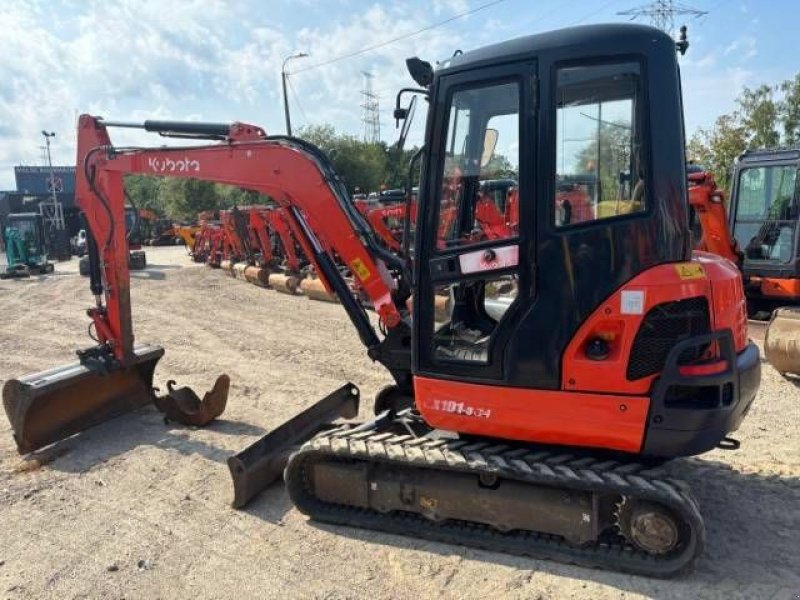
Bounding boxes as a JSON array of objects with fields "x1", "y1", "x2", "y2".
[
  {"x1": 0, "y1": 0, "x2": 479, "y2": 188},
  {"x1": 723, "y1": 35, "x2": 757, "y2": 60}
]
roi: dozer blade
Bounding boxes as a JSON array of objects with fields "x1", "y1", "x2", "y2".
[
  {"x1": 764, "y1": 307, "x2": 800, "y2": 376},
  {"x1": 228, "y1": 382, "x2": 359, "y2": 508},
  {"x1": 154, "y1": 374, "x2": 230, "y2": 426},
  {"x1": 2, "y1": 344, "x2": 164, "y2": 455}
]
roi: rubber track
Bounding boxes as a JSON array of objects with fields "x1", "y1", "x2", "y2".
[{"x1": 285, "y1": 427, "x2": 706, "y2": 578}]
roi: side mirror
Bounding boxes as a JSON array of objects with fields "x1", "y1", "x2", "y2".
[
  {"x1": 481, "y1": 128, "x2": 499, "y2": 168},
  {"x1": 406, "y1": 57, "x2": 434, "y2": 88}
]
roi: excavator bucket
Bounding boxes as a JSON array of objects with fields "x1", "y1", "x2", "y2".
[
  {"x1": 764, "y1": 307, "x2": 800, "y2": 376},
  {"x1": 155, "y1": 374, "x2": 230, "y2": 426},
  {"x1": 3, "y1": 344, "x2": 164, "y2": 455},
  {"x1": 228, "y1": 382, "x2": 359, "y2": 508}
]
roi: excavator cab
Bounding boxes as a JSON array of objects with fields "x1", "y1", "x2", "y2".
[{"x1": 728, "y1": 148, "x2": 800, "y2": 310}]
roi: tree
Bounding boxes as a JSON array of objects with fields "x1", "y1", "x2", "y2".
[
  {"x1": 737, "y1": 84, "x2": 780, "y2": 149},
  {"x1": 687, "y1": 114, "x2": 748, "y2": 190},
  {"x1": 780, "y1": 74, "x2": 800, "y2": 145}
]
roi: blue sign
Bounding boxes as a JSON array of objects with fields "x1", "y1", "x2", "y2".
[{"x1": 14, "y1": 166, "x2": 76, "y2": 194}]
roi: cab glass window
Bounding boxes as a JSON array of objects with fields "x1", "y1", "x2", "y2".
[
  {"x1": 555, "y1": 62, "x2": 645, "y2": 227},
  {"x1": 734, "y1": 165, "x2": 799, "y2": 263},
  {"x1": 437, "y1": 81, "x2": 520, "y2": 249}
]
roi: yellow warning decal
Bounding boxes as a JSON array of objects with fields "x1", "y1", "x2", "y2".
[
  {"x1": 674, "y1": 263, "x2": 706, "y2": 280},
  {"x1": 350, "y1": 257, "x2": 371, "y2": 281}
]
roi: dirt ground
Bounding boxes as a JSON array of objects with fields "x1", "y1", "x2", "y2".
[{"x1": 0, "y1": 246, "x2": 798, "y2": 600}]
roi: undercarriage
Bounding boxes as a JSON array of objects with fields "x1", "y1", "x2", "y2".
[{"x1": 284, "y1": 407, "x2": 704, "y2": 579}]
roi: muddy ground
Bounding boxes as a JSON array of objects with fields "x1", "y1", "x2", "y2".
[{"x1": 0, "y1": 246, "x2": 798, "y2": 599}]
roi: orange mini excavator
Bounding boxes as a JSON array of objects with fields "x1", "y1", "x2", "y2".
[{"x1": 4, "y1": 24, "x2": 761, "y2": 577}]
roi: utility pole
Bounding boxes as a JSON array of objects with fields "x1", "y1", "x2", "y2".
[
  {"x1": 618, "y1": 0, "x2": 707, "y2": 34},
  {"x1": 360, "y1": 71, "x2": 380, "y2": 144},
  {"x1": 282, "y1": 52, "x2": 309, "y2": 136}
]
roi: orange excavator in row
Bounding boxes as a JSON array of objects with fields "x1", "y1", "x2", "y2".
[{"x1": 3, "y1": 24, "x2": 764, "y2": 577}]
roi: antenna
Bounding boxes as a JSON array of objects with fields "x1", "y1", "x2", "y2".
[{"x1": 618, "y1": 0, "x2": 707, "y2": 34}]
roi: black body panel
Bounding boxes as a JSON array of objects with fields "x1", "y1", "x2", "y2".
[{"x1": 642, "y1": 331, "x2": 760, "y2": 457}]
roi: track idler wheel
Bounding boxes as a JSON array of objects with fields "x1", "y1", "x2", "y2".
[
  {"x1": 616, "y1": 498, "x2": 683, "y2": 555},
  {"x1": 154, "y1": 374, "x2": 230, "y2": 427}
]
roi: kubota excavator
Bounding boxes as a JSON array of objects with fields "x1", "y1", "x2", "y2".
[{"x1": 4, "y1": 24, "x2": 763, "y2": 577}]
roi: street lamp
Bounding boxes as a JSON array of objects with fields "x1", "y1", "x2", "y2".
[
  {"x1": 282, "y1": 52, "x2": 309, "y2": 136},
  {"x1": 41, "y1": 131, "x2": 57, "y2": 204}
]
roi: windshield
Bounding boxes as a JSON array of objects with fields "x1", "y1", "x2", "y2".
[{"x1": 733, "y1": 165, "x2": 799, "y2": 263}]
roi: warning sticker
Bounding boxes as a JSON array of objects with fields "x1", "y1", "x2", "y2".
[
  {"x1": 674, "y1": 263, "x2": 706, "y2": 280},
  {"x1": 350, "y1": 257, "x2": 371, "y2": 281},
  {"x1": 621, "y1": 290, "x2": 645, "y2": 315}
]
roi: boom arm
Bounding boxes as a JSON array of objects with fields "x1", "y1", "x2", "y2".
[
  {"x1": 688, "y1": 170, "x2": 742, "y2": 265},
  {"x1": 75, "y1": 115, "x2": 410, "y2": 383}
]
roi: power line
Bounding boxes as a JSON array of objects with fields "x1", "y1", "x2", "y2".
[
  {"x1": 293, "y1": 0, "x2": 507, "y2": 74},
  {"x1": 286, "y1": 76, "x2": 309, "y2": 127},
  {"x1": 573, "y1": 0, "x2": 623, "y2": 25}
]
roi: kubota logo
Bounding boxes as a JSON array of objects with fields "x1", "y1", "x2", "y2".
[{"x1": 147, "y1": 157, "x2": 201, "y2": 173}]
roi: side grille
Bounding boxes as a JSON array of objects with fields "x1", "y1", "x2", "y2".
[{"x1": 627, "y1": 297, "x2": 711, "y2": 380}]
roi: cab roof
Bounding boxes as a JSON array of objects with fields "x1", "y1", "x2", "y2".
[{"x1": 436, "y1": 23, "x2": 674, "y2": 75}]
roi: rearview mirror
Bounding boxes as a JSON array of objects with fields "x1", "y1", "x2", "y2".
[{"x1": 481, "y1": 128, "x2": 498, "y2": 168}]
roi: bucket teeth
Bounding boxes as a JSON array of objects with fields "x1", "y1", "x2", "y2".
[{"x1": 154, "y1": 374, "x2": 230, "y2": 427}]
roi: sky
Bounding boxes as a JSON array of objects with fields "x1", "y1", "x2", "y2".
[{"x1": 0, "y1": 0, "x2": 796, "y2": 190}]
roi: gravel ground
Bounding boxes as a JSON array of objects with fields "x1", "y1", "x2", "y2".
[{"x1": 0, "y1": 245, "x2": 798, "y2": 599}]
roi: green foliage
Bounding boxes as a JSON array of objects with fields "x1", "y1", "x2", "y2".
[
  {"x1": 687, "y1": 114, "x2": 748, "y2": 191},
  {"x1": 737, "y1": 84, "x2": 780, "y2": 149},
  {"x1": 688, "y1": 75, "x2": 800, "y2": 190},
  {"x1": 299, "y1": 124, "x2": 420, "y2": 192},
  {"x1": 780, "y1": 74, "x2": 800, "y2": 145}
]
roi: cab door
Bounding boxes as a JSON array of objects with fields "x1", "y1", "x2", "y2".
[{"x1": 413, "y1": 62, "x2": 535, "y2": 383}]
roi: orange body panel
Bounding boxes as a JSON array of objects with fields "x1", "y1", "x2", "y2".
[
  {"x1": 415, "y1": 255, "x2": 747, "y2": 452},
  {"x1": 751, "y1": 276, "x2": 800, "y2": 300},
  {"x1": 562, "y1": 257, "x2": 745, "y2": 395},
  {"x1": 414, "y1": 376, "x2": 649, "y2": 453}
]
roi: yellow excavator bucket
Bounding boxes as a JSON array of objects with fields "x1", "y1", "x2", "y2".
[
  {"x1": 3, "y1": 345, "x2": 164, "y2": 454},
  {"x1": 764, "y1": 307, "x2": 800, "y2": 376}
]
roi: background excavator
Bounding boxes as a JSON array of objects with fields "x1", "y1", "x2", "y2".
[
  {"x1": 687, "y1": 163, "x2": 800, "y2": 376},
  {"x1": 3, "y1": 24, "x2": 766, "y2": 577},
  {"x1": 1, "y1": 212, "x2": 54, "y2": 278}
]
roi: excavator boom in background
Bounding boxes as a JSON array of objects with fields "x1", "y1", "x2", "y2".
[{"x1": 2, "y1": 24, "x2": 767, "y2": 577}]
